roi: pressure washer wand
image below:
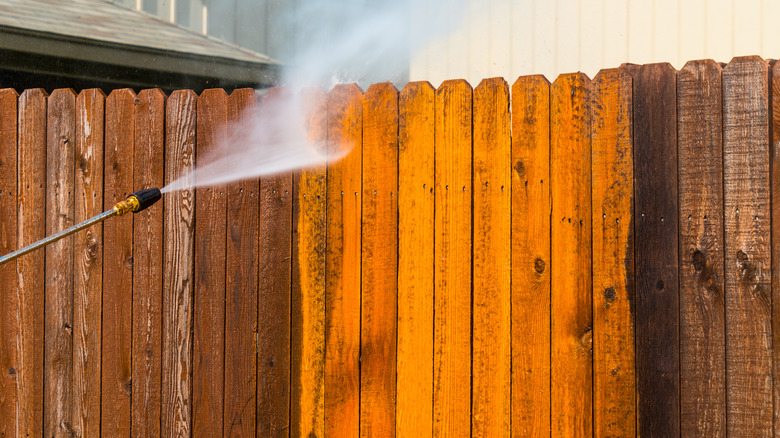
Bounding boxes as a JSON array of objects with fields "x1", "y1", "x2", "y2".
[{"x1": 0, "y1": 188, "x2": 161, "y2": 266}]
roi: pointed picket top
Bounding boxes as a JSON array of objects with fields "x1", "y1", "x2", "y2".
[
  {"x1": 199, "y1": 87, "x2": 228, "y2": 101},
  {"x1": 512, "y1": 73, "x2": 550, "y2": 92},
  {"x1": 366, "y1": 81, "x2": 400, "y2": 96},
  {"x1": 593, "y1": 67, "x2": 630, "y2": 84},
  {"x1": 401, "y1": 80, "x2": 435, "y2": 96},
  {"x1": 723, "y1": 54, "x2": 768, "y2": 72},
  {"x1": 475, "y1": 76, "x2": 509, "y2": 93}
]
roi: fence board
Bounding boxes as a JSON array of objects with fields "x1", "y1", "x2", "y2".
[
  {"x1": 397, "y1": 81, "x2": 435, "y2": 438},
  {"x1": 550, "y1": 73, "x2": 592, "y2": 438},
  {"x1": 258, "y1": 87, "x2": 293, "y2": 438},
  {"x1": 360, "y1": 82, "x2": 399, "y2": 437},
  {"x1": 132, "y1": 88, "x2": 165, "y2": 438},
  {"x1": 623, "y1": 62, "x2": 680, "y2": 437},
  {"x1": 0, "y1": 88, "x2": 16, "y2": 434},
  {"x1": 772, "y1": 59, "x2": 780, "y2": 438},
  {"x1": 102, "y1": 89, "x2": 134, "y2": 438},
  {"x1": 0, "y1": 88, "x2": 18, "y2": 436},
  {"x1": 677, "y1": 59, "x2": 726, "y2": 437},
  {"x1": 472, "y1": 77, "x2": 511, "y2": 438},
  {"x1": 224, "y1": 88, "x2": 259, "y2": 438},
  {"x1": 193, "y1": 88, "x2": 227, "y2": 438},
  {"x1": 591, "y1": 68, "x2": 635, "y2": 437},
  {"x1": 510, "y1": 75, "x2": 550, "y2": 438},
  {"x1": 722, "y1": 55, "x2": 772, "y2": 437},
  {"x1": 325, "y1": 83, "x2": 363, "y2": 437},
  {"x1": 291, "y1": 87, "x2": 327, "y2": 438},
  {"x1": 162, "y1": 89, "x2": 197, "y2": 437},
  {"x1": 17, "y1": 88, "x2": 46, "y2": 438},
  {"x1": 73, "y1": 89, "x2": 104, "y2": 438},
  {"x1": 44, "y1": 88, "x2": 76, "y2": 438},
  {"x1": 433, "y1": 79, "x2": 472, "y2": 438}
]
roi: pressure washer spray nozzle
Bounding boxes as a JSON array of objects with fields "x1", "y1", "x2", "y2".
[
  {"x1": 0, "y1": 187, "x2": 163, "y2": 266},
  {"x1": 113, "y1": 188, "x2": 162, "y2": 215}
]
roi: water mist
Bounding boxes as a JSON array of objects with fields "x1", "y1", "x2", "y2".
[{"x1": 162, "y1": 0, "x2": 468, "y2": 194}]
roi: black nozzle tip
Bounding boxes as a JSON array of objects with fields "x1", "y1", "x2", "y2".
[{"x1": 130, "y1": 188, "x2": 162, "y2": 213}]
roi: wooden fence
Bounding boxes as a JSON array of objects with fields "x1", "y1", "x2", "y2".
[{"x1": 0, "y1": 55, "x2": 777, "y2": 437}]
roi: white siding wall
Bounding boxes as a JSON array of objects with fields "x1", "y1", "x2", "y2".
[
  {"x1": 410, "y1": 0, "x2": 780, "y2": 85},
  {"x1": 112, "y1": 0, "x2": 780, "y2": 85}
]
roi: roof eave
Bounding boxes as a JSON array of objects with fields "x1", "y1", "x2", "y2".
[{"x1": 0, "y1": 25, "x2": 282, "y2": 85}]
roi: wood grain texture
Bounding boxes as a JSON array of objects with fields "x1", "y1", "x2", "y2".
[
  {"x1": 550, "y1": 73, "x2": 592, "y2": 438},
  {"x1": 16, "y1": 88, "x2": 47, "y2": 438},
  {"x1": 591, "y1": 68, "x2": 635, "y2": 437},
  {"x1": 772, "y1": 59, "x2": 780, "y2": 438},
  {"x1": 396, "y1": 81, "x2": 435, "y2": 438},
  {"x1": 433, "y1": 79, "x2": 472, "y2": 438},
  {"x1": 132, "y1": 88, "x2": 165, "y2": 438},
  {"x1": 257, "y1": 87, "x2": 293, "y2": 438},
  {"x1": 510, "y1": 75, "x2": 550, "y2": 438},
  {"x1": 623, "y1": 63, "x2": 680, "y2": 437},
  {"x1": 325, "y1": 83, "x2": 362, "y2": 438},
  {"x1": 472, "y1": 77, "x2": 511, "y2": 438},
  {"x1": 162, "y1": 89, "x2": 197, "y2": 438},
  {"x1": 0, "y1": 88, "x2": 18, "y2": 437},
  {"x1": 677, "y1": 59, "x2": 726, "y2": 437},
  {"x1": 360, "y1": 82, "x2": 398, "y2": 438},
  {"x1": 224, "y1": 88, "x2": 258, "y2": 438},
  {"x1": 102, "y1": 89, "x2": 135, "y2": 438},
  {"x1": 193, "y1": 88, "x2": 227, "y2": 438},
  {"x1": 722, "y1": 55, "x2": 772, "y2": 437},
  {"x1": 44, "y1": 88, "x2": 76, "y2": 438},
  {"x1": 291, "y1": 87, "x2": 327, "y2": 438},
  {"x1": 72, "y1": 89, "x2": 104, "y2": 438}
]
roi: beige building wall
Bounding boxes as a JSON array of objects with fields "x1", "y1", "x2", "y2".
[
  {"x1": 112, "y1": 0, "x2": 780, "y2": 86},
  {"x1": 410, "y1": 0, "x2": 780, "y2": 86}
]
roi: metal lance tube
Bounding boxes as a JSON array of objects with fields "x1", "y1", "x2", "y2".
[{"x1": 0, "y1": 188, "x2": 162, "y2": 266}]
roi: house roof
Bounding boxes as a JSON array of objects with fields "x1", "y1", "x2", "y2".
[{"x1": 0, "y1": 0, "x2": 281, "y2": 88}]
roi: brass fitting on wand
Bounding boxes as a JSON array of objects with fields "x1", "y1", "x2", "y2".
[
  {"x1": 113, "y1": 187, "x2": 162, "y2": 215},
  {"x1": 113, "y1": 196, "x2": 140, "y2": 215}
]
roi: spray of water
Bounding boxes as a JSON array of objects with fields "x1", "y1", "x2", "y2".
[{"x1": 162, "y1": 0, "x2": 467, "y2": 194}]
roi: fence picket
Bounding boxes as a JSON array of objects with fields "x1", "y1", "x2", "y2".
[
  {"x1": 193, "y1": 88, "x2": 228, "y2": 438},
  {"x1": 433, "y1": 79, "x2": 472, "y2": 438},
  {"x1": 397, "y1": 81, "x2": 435, "y2": 438},
  {"x1": 678, "y1": 59, "x2": 726, "y2": 437},
  {"x1": 550, "y1": 73, "x2": 592, "y2": 438},
  {"x1": 510, "y1": 75, "x2": 551, "y2": 438},
  {"x1": 591, "y1": 68, "x2": 635, "y2": 437},
  {"x1": 722, "y1": 55, "x2": 772, "y2": 437},
  {"x1": 44, "y1": 88, "x2": 76, "y2": 438},
  {"x1": 0, "y1": 88, "x2": 18, "y2": 436},
  {"x1": 17, "y1": 88, "x2": 47, "y2": 438},
  {"x1": 772, "y1": 59, "x2": 780, "y2": 438},
  {"x1": 224, "y1": 88, "x2": 259, "y2": 438},
  {"x1": 162, "y1": 90, "x2": 197, "y2": 437},
  {"x1": 258, "y1": 87, "x2": 294, "y2": 438},
  {"x1": 102, "y1": 88, "x2": 134, "y2": 437},
  {"x1": 325, "y1": 83, "x2": 363, "y2": 437},
  {"x1": 291, "y1": 87, "x2": 327, "y2": 438},
  {"x1": 472, "y1": 77, "x2": 511, "y2": 437},
  {"x1": 623, "y1": 63, "x2": 680, "y2": 437},
  {"x1": 132, "y1": 88, "x2": 165, "y2": 438},
  {"x1": 360, "y1": 82, "x2": 399, "y2": 437},
  {"x1": 73, "y1": 89, "x2": 104, "y2": 438}
]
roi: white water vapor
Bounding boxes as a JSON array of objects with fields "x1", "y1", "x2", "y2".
[{"x1": 163, "y1": 0, "x2": 466, "y2": 193}]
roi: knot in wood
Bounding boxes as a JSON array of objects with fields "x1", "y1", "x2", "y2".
[
  {"x1": 603, "y1": 287, "x2": 616, "y2": 303},
  {"x1": 579, "y1": 327, "x2": 593, "y2": 352},
  {"x1": 692, "y1": 250, "x2": 706, "y2": 272},
  {"x1": 534, "y1": 258, "x2": 545, "y2": 273}
]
